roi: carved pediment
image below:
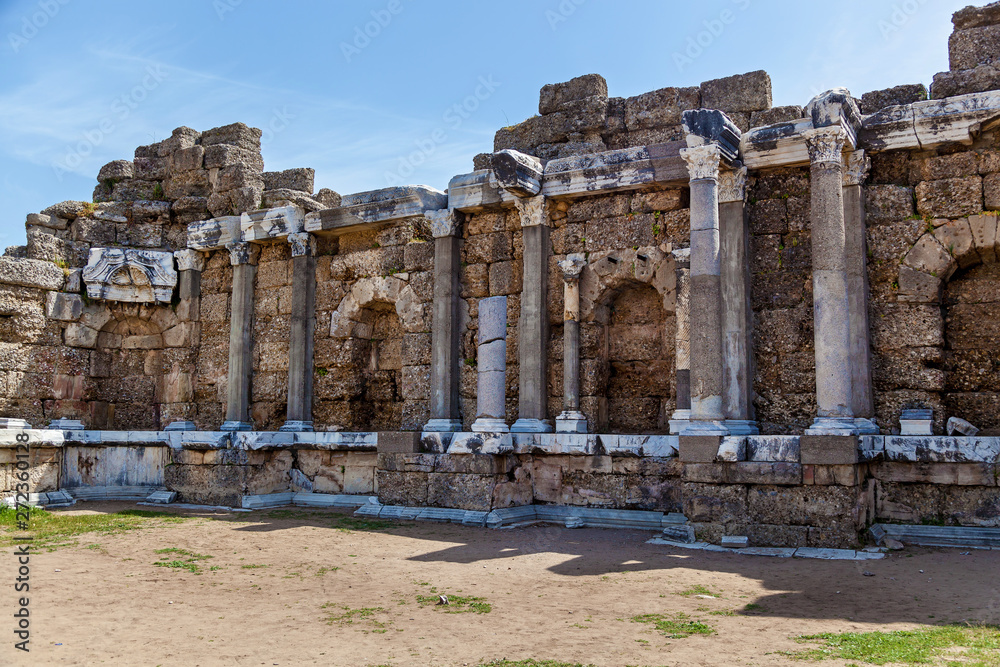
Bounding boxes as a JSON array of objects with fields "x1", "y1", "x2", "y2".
[{"x1": 82, "y1": 248, "x2": 178, "y2": 303}]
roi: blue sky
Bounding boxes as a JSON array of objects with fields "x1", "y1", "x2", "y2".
[{"x1": 0, "y1": 0, "x2": 969, "y2": 249}]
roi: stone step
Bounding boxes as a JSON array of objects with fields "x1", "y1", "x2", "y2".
[{"x1": 872, "y1": 523, "x2": 1000, "y2": 549}]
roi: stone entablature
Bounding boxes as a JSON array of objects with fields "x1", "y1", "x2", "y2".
[{"x1": 81, "y1": 248, "x2": 178, "y2": 303}]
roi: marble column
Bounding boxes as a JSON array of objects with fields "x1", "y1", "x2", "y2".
[
  {"x1": 719, "y1": 166, "x2": 758, "y2": 435},
  {"x1": 804, "y1": 127, "x2": 858, "y2": 434},
  {"x1": 166, "y1": 249, "x2": 205, "y2": 432},
  {"x1": 556, "y1": 253, "x2": 587, "y2": 433},
  {"x1": 424, "y1": 209, "x2": 464, "y2": 433},
  {"x1": 281, "y1": 233, "x2": 316, "y2": 432},
  {"x1": 680, "y1": 144, "x2": 727, "y2": 434},
  {"x1": 511, "y1": 195, "x2": 553, "y2": 433},
  {"x1": 669, "y1": 249, "x2": 691, "y2": 434},
  {"x1": 472, "y1": 296, "x2": 509, "y2": 433},
  {"x1": 843, "y1": 151, "x2": 879, "y2": 433},
  {"x1": 221, "y1": 241, "x2": 258, "y2": 432}
]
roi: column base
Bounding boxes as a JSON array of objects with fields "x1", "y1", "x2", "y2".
[
  {"x1": 669, "y1": 409, "x2": 691, "y2": 435},
  {"x1": 510, "y1": 418, "x2": 553, "y2": 433},
  {"x1": 47, "y1": 418, "x2": 84, "y2": 430},
  {"x1": 680, "y1": 420, "x2": 730, "y2": 436},
  {"x1": 555, "y1": 411, "x2": 588, "y2": 434},
  {"x1": 806, "y1": 417, "x2": 863, "y2": 436},
  {"x1": 723, "y1": 419, "x2": 759, "y2": 435},
  {"x1": 279, "y1": 420, "x2": 314, "y2": 432},
  {"x1": 220, "y1": 420, "x2": 253, "y2": 432},
  {"x1": 471, "y1": 418, "x2": 509, "y2": 433},
  {"x1": 164, "y1": 420, "x2": 197, "y2": 432},
  {"x1": 423, "y1": 418, "x2": 464, "y2": 433},
  {"x1": 852, "y1": 417, "x2": 881, "y2": 435},
  {"x1": 0, "y1": 418, "x2": 32, "y2": 429}
]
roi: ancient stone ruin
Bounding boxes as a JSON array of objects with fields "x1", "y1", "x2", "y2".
[{"x1": 4, "y1": 2, "x2": 1000, "y2": 548}]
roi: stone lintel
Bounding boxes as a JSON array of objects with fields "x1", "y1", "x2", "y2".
[
  {"x1": 800, "y1": 435, "x2": 859, "y2": 465},
  {"x1": 679, "y1": 435, "x2": 723, "y2": 463},
  {"x1": 447, "y1": 170, "x2": 516, "y2": 212},
  {"x1": 860, "y1": 89, "x2": 1000, "y2": 153},
  {"x1": 304, "y1": 185, "x2": 447, "y2": 235},
  {"x1": 492, "y1": 149, "x2": 544, "y2": 197},
  {"x1": 187, "y1": 214, "x2": 242, "y2": 251},
  {"x1": 241, "y1": 205, "x2": 305, "y2": 243},
  {"x1": 681, "y1": 109, "x2": 742, "y2": 164},
  {"x1": 82, "y1": 248, "x2": 178, "y2": 304}
]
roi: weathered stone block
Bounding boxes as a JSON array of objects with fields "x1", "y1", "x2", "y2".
[
  {"x1": 915, "y1": 177, "x2": 983, "y2": 219},
  {"x1": 263, "y1": 168, "x2": 315, "y2": 193},
  {"x1": 859, "y1": 84, "x2": 927, "y2": 114},
  {"x1": 427, "y1": 472, "x2": 496, "y2": 511},
  {"x1": 376, "y1": 470, "x2": 428, "y2": 506},
  {"x1": 949, "y1": 24, "x2": 1000, "y2": 71},
  {"x1": 679, "y1": 436, "x2": 722, "y2": 463},
  {"x1": 865, "y1": 185, "x2": 915, "y2": 222},
  {"x1": 800, "y1": 436, "x2": 858, "y2": 465},
  {"x1": 726, "y1": 462, "x2": 802, "y2": 485},
  {"x1": 378, "y1": 431, "x2": 422, "y2": 453},
  {"x1": 539, "y1": 74, "x2": 608, "y2": 115},
  {"x1": 624, "y1": 86, "x2": 700, "y2": 130},
  {"x1": 700, "y1": 70, "x2": 771, "y2": 113},
  {"x1": 985, "y1": 173, "x2": 1000, "y2": 210}
]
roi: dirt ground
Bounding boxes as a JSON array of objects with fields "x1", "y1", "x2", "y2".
[{"x1": 2, "y1": 501, "x2": 999, "y2": 667}]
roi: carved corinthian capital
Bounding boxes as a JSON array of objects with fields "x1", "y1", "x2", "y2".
[
  {"x1": 679, "y1": 144, "x2": 722, "y2": 182},
  {"x1": 513, "y1": 195, "x2": 547, "y2": 228},
  {"x1": 558, "y1": 253, "x2": 587, "y2": 282},
  {"x1": 287, "y1": 232, "x2": 315, "y2": 258},
  {"x1": 174, "y1": 249, "x2": 206, "y2": 272},
  {"x1": 226, "y1": 241, "x2": 259, "y2": 266},
  {"x1": 842, "y1": 150, "x2": 871, "y2": 187},
  {"x1": 718, "y1": 166, "x2": 748, "y2": 204},
  {"x1": 804, "y1": 126, "x2": 847, "y2": 165},
  {"x1": 427, "y1": 208, "x2": 462, "y2": 238}
]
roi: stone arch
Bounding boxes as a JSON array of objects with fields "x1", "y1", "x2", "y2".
[
  {"x1": 897, "y1": 214, "x2": 998, "y2": 304},
  {"x1": 322, "y1": 276, "x2": 426, "y2": 431},
  {"x1": 90, "y1": 304, "x2": 170, "y2": 430},
  {"x1": 894, "y1": 213, "x2": 1000, "y2": 431},
  {"x1": 577, "y1": 246, "x2": 677, "y2": 433},
  {"x1": 329, "y1": 276, "x2": 425, "y2": 338}
]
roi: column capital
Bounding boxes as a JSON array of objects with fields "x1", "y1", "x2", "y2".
[
  {"x1": 680, "y1": 144, "x2": 722, "y2": 182},
  {"x1": 287, "y1": 232, "x2": 316, "y2": 257},
  {"x1": 803, "y1": 126, "x2": 848, "y2": 165},
  {"x1": 558, "y1": 253, "x2": 587, "y2": 282},
  {"x1": 226, "y1": 241, "x2": 259, "y2": 266},
  {"x1": 513, "y1": 195, "x2": 548, "y2": 228},
  {"x1": 842, "y1": 150, "x2": 871, "y2": 187},
  {"x1": 174, "y1": 249, "x2": 205, "y2": 272},
  {"x1": 427, "y1": 208, "x2": 463, "y2": 238},
  {"x1": 718, "y1": 166, "x2": 748, "y2": 204}
]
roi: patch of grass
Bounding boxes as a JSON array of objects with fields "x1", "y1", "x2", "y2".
[
  {"x1": 0, "y1": 507, "x2": 187, "y2": 551},
  {"x1": 417, "y1": 594, "x2": 492, "y2": 614},
  {"x1": 153, "y1": 547, "x2": 213, "y2": 574},
  {"x1": 709, "y1": 609, "x2": 737, "y2": 617},
  {"x1": 322, "y1": 605, "x2": 390, "y2": 633},
  {"x1": 316, "y1": 566, "x2": 339, "y2": 576},
  {"x1": 335, "y1": 516, "x2": 394, "y2": 532},
  {"x1": 240, "y1": 563, "x2": 267, "y2": 569},
  {"x1": 788, "y1": 624, "x2": 1000, "y2": 665},
  {"x1": 676, "y1": 584, "x2": 718, "y2": 598},
  {"x1": 631, "y1": 613, "x2": 715, "y2": 639},
  {"x1": 743, "y1": 603, "x2": 766, "y2": 614}
]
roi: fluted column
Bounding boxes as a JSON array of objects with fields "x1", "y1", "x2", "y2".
[
  {"x1": 680, "y1": 144, "x2": 727, "y2": 435},
  {"x1": 555, "y1": 253, "x2": 587, "y2": 433},
  {"x1": 424, "y1": 209, "x2": 464, "y2": 433},
  {"x1": 221, "y1": 241, "x2": 258, "y2": 431},
  {"x1": 843, "y1": 151, "x2": 879, "y2": 433},
  {"x1": 511, "y1": 195, "x2": 553, "y2": 433},
  {"x1": 719, "y1": 166, "x2": 757, "y2": 435},
  {"x1": 804, "y1": 127, "x2": 858, "y2": 434},
  {"x1": 281, "y1": 232, "x2": 316, "y2": 432}
]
